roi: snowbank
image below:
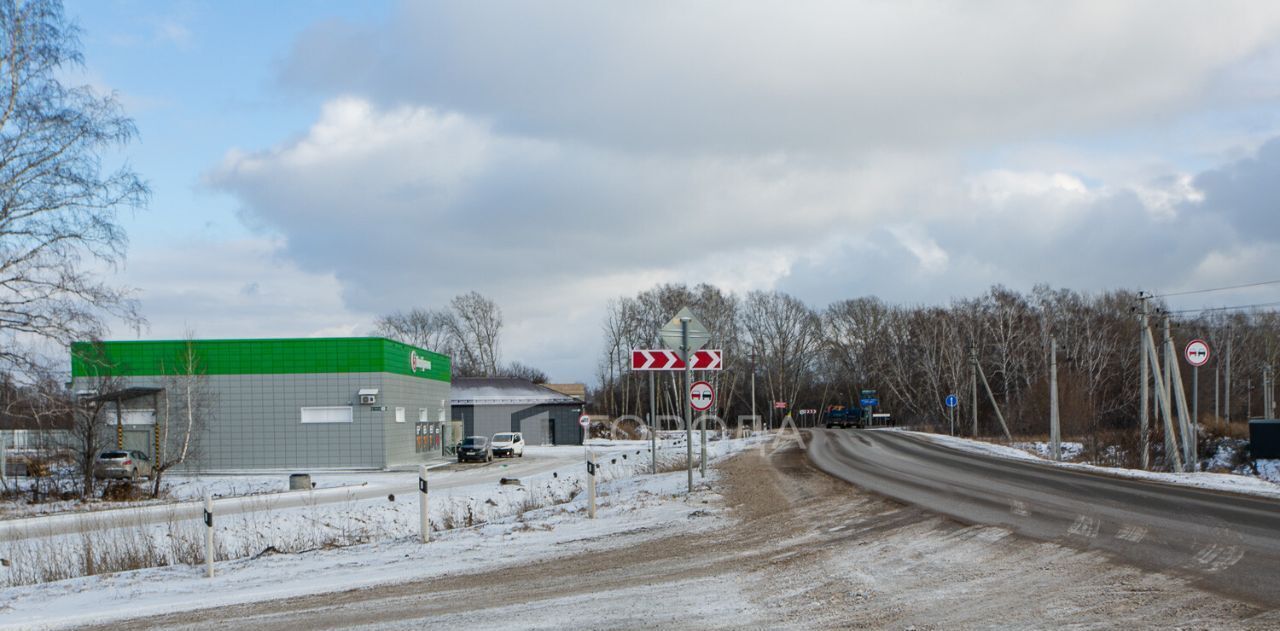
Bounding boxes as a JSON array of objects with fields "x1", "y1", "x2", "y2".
[{"x1": 903, "y1": 430, "x2": 1280, "y2": 499}]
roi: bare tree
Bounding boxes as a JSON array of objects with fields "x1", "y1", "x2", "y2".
[
  {"x1": 67, "y1": 342, "x2": 123, "y2": 497},
  {"x1": 0, "y1": 0, "x2": 148, "y2": 373},
  {"x1": 151, "y1": 334, "x2": 212, "y2": 497},
  {"x1": 374, "y1": 308, "x2": 455, "y2": 356},
  {"x1": 447, "y1": 291, "x2": 503, "y2": 376},
  {"x1": 499, "y1": 361, "x2": 550, "y2": 384},
  {"x1": 741, "y1": 290, "x2": 822, "y2": 415}
]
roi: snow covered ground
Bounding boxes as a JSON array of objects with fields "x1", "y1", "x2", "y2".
[
  {"x1": 0, "y1": 436, "x2": 767, "y2": 629},
  {"x1": 1009, "y1": 440, "x2": 1084, "y2": 461},
  {"x1": 904, "y1": 430, "x2": 1280, "y2": 499}
]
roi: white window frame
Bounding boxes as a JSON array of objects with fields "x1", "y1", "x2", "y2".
[
  {"x1": 300, "y1": 406, "x2": 354, "y2": 424},
  {"x1": 395, "y1": 407, "x2": 406, "y2": 423},
  {"x1": 101, "y1": 405, "x2": 156, "y2": 426}
]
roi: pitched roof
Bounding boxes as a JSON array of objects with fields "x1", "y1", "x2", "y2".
[{"x1": 450, "y1": 377, "x2": 583, "y2": 406}]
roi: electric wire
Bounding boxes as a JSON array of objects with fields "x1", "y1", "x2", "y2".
[
  {"x1": 1165, "y1": 300, "x2": 1280, "y2": 315},
  {"x1": 1151, "y1": 278, "x2": 1280, "y2": 299}
]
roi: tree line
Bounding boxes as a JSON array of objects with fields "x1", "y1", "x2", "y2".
[{"x1": 594, "y1": 282, "x2": 1280, "y2": 468}]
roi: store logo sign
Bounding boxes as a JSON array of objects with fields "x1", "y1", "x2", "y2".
[{"x1": 410, "y1": 351, "x2": 432, "y2": 373}]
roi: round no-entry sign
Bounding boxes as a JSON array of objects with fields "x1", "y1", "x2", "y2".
[
  {"x1": 1184, "y1": 339, "x2": 1210, "y2": 367},
  {"x1": 690, "y1": 381, "x2": 715, "y2": 412},
  {"x1": 578, "y1": 414, "x2": 591, "y2": 428}
]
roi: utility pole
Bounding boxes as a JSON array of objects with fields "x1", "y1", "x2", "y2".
[
  {"x1": 1139, "y1": 294, "x2": 1150, "y2": 470},
  {"x1": 681, "y1": 317, "x2": 692, "y2": 494},
  {"x1": 1265, "y1": 366, "x2": 1275, "y2": 420},
  {"x1": 1225, "y1": 332, "x2": 1233, "y2": 424},
  {"x1": 974, "y1": 353, "x2": 1013, "y2": 440},
  {"x1": 1248, "y1": 379, "x2": 1253, "y2": 419},
  {"x1": 970, "y1": 344, "x2": 978, "y2": 436},
  {"x1": 1050, "y1": 335, "x2": 1061, "y2": 461},
  {"x1": 1215, "y1": 363, "x2": 1220, "y2": 429},
  {"x1": 750, "y1": 353, "x2": 757, "y2": 433},
  {"x1": 1165, "y1": 314, "x2": 1196, "y2": 470},
  {"x1": 1142, "y1": 321, "x2": 1183, "y2": 472}
]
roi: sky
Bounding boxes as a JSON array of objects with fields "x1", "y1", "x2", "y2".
[{"x1": 65, "y1": 0, "x2": 1280, "y2": 382}]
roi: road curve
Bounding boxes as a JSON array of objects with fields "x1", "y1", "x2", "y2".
[{"x1": 807, "y1": 429, "x2": 1280, "y2": 607}]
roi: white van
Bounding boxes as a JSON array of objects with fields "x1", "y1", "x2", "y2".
[{"x1": 491, "y1": 432, "x2": 525, "y2": 458}]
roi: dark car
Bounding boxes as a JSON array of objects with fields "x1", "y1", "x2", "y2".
[{"x1": 456, "y1": 436, "x2": 492, "y2": 463}]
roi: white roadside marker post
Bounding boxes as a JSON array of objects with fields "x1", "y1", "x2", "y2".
[
  {"x1": 419, "y1": 464, "x2": 430, "y2": 543},
  {"x1": 203, "y1": 493, "x2": 214, "y2": 578},
  {"x1": 587, "y1": 451, "x2": 598, "y2": 519}
]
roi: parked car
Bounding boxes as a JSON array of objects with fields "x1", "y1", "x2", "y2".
[
  {"x1": 491, "y1": 432, "x2": 525, "y2": 458},
  {"x1": 93, "y1": 450, "x2": 153, "y2": 480},
  {"x1": 456, "y1": 436, "x2": 492, "y2": 463}
]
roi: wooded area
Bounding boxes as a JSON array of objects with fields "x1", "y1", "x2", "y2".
[{"x1": 593, "y1": 283, "x2": 1280, "y2": 467}]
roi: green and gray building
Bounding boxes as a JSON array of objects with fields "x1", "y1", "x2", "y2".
[{"x1": 70, "y1": 337, "x2": 451, "y2": 471}]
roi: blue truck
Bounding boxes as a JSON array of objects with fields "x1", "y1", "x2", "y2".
[{"x1": 825, "y1": 405, "x2": 866, "y2": 429}]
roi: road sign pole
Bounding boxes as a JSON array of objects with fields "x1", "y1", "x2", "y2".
[
  {"x1": 419, "y1": 464, "x2": 430, "y2": 543},
  {"x1": 682, "y1": 318, "x2": 692, "y2": 494},
  {"x1": 1193, "y1": 364, "x2": 1199, "y2": 431},
  {"x1": 649, "y1": 370, "x2": 657, "y2": 475},
  {"x1": 700, "y1": 388, "x2": 707, "y2": 479},
  {"x1": 587, "y1": 450, "x2": 597, "y2": 519},
  {"x1": 204, "y1": 493, "x2": 214, "y2": 578}
]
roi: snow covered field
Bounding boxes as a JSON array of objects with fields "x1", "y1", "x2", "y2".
[
  {"x1": 906, "y1": 430, "x2": 1280, "y2": 498},
  {"x1": 0, "y1": 436, "x2": 767, "y2": 629}
]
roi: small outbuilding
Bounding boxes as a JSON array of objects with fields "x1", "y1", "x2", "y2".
[{"x1": 450, "y1": 378, "x2": 585, "y2": 446}]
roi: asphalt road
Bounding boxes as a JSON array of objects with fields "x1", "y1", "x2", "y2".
[
  {"x1": 0, "y1": 448, "x2": 584, "y2": 542},
  {"x1": 806, "y1": 429, "x2": 1280, "y2": 608}
]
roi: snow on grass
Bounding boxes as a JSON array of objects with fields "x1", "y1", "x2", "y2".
[
  {"x1": 1010, "y1": 441, "x2": 1084, "y2": 461},
  {"x1": 0, "y1": 436, "x2": 768, "y2": 625},
  {"x1": 900, "y1": 430, "x2": 1280, "y2": 499}
]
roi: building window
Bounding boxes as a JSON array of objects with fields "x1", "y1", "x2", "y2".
[
  {"x1": 300, "y1": 406, "x2": 354, "y2": 424},
  {"x1": 395, "y1": 407, "x2": 406, "y2": 423},
  {"x1": 101, "y1": 406, "x2": 156, "y2": 426}
]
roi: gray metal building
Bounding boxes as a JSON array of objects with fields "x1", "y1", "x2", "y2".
[
  {"x1": 70, "y1": 338, "x2": 451, "y2": 471},
  {"x1": 450, "y1": 378, "x2": 585, "y2": 445}
]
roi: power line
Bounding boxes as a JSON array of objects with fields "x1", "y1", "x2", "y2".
[
  {"x1": 1166, "y1": 300, "x2": 1280, "y2": 315},
  {"x1": 1152, "y1": 278, "x2": 1280, "y2": 299}
]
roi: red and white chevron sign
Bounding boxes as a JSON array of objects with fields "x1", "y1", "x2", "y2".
[{"x1": 631, "y1": 349, "x2": 723, "y2": 371}]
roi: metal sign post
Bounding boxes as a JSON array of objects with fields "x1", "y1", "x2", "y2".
[
  {"x1": 649, "y1": 371, "x2": 657, "y2": 475},
  {"x1": 659, "y1": 307, "x2": 709, "y2": 494},
  {"x1": 945, "y1": 394, "x2": 958, "y2": 435},
  {"x1": 418, "y1": 465, "x2": 430, "y2": 543},
  {"x1": 1185, "y1": 339, "x2": 1211, "y2": 435},
  {"x1": 204, "y1": 493, "x2": 214, "y2": 578},
  {"x1": 587, "y1": 451, "x2": 598, "y2": 519}
]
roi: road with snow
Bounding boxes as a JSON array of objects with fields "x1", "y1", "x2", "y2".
[
  {"x1": 0, "y1": 447, "x2": 584, "y2": 541},
  {"x1": 807, "y1": 428, "x2": 1280, "y2": 607}
]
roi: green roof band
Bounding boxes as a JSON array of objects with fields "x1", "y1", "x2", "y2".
[{"x1": 70, "y1": 337, "x2": 451, "y2": 383}]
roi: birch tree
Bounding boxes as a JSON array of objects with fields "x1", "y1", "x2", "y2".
[{"x1": 0, "y1": 0, "x2": 148, "y2": 372}]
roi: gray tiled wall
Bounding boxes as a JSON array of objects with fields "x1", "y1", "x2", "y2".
[
  {"x1": 457, "y1": 403, "x2": 585, "y2": 446},
  {"x1": 75, "y1": 372, "x2": 450, "y2": 471}
]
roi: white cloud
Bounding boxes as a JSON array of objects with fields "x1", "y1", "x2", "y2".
[
  {"x1": 113, "y1": 237, "x2": 372, "y2": 341},
  {"x1": 278, "y1": 2, "x2": 1280, "y2": 154}
]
